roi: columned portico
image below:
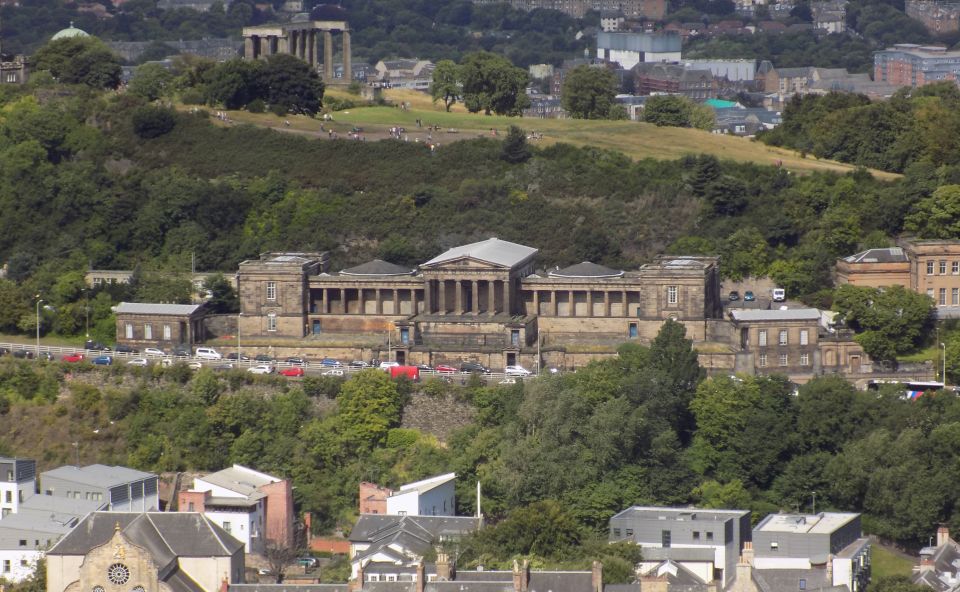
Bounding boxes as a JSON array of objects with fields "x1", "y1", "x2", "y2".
[{"x1": 243, "y1": 20, "x2": 352, "y2": 84}]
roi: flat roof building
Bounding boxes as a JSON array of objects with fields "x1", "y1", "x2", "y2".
[{"x1": 40, "y1": 464, "x2": 159, "y2": 511}]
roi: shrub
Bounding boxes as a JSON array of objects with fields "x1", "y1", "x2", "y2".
[
  {"x1": 269, "y1": 103, "x2": 288, "y2": 117},
  {"x1": 247, "y1": 99, "x2": 265, "y2": 113},
  {"x1": 325, "y1": 96, "x2": 356, "y2": 112},
  {"x1": 132, "y1": 105, "x2": 176, "y2": 139},
  {"x1": 181, "y1": 89, "x2": 205, "y2": 105}
]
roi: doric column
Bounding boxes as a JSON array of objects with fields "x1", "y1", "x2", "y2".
[
  {"x1": 340, "y1": 288, "x2": 347, "y2": 314},
  {"x1": 424, "y1": 280, "x2": 433, "y2": 314},
  {"x1": 472, "y1": 281, "x2": 480, "y2": 315},
  {"x1": 503, "y1": 280, "x2": 512, "y2": 316},
  {"x1": 533, "y1": 290, "x2": 540, "y2": 316},
  {"x1": 358, "y1": 288, "x2": 366, "y2": 315},
  {"x1": 375, "y1": 289, "x2": 383, "y2": 315},
  {"x1": 552, "y1": 290, "x2": 558, "y2": 316},
  {"x1": 439, "y1": 280, "x2": 447, "y2": 315},
  {"x1": 277, "y1": 34, "x2": 288, "y2": 55},
  {"x1": 569, "y1": 290, "x2": 575, "y2": 317},
  {"x1": 393, "y1": 289, "x2": 400, "y2": 315},
  {"x1": 455, "y1": 280, "x2": 463, "y2": 315},
  {"x1": 622, "y1": 290, "x2": 628, "y2": 316},
  {"x1": 412, "y1": 289, "x2": 419, "y2": 316},
  {"x1": 324, "y1": 31, "x2": 334, "y2": 82},
  {"x1": 308, "y1": 30, "x2": 316, "y2": 67},
  {"x1": 343, "y1": 30, "x2": 352, "y2": 82},
  {"x1": 488, "y1": 280, "x2": 497, "y2": 315},
  {"x1": 300, "y1": 29, "x2": 308, "y2": 59},
  {"x1": 259, "y1": 36, "x2": 269, "y2": 57},
  {"x1": 588, "y1": 291, "x2": 594, "y2": 317},
  {"x1": 321, "y1": 287, "x2": 327, "y2": 314},
  {"x1": 244, "y1": 37, "x2": 255, "y2": 59},
  {"x1": 604, "y1": 291, "x2": 610, "y2": 317}
]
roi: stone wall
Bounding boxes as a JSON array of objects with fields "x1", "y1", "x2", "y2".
[
  {"x1": 400, "y1": 392, "x2": 477, "y2": 443},
  {"x1": 203, "y1": 314, "x2": 238, "y2": 340}
]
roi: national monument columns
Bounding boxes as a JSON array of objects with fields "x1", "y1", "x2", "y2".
[{"x1": 242, "y1": 20, "x2": 352, "y2": 83}]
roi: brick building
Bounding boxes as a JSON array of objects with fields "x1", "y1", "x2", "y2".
[
  {"x1": 470, "y1": 0, "x2": 666, "y2": 19},
  {"x1": 633, "y1": 63, "x2": 717, "y2": 100},
  {"x1": 359, "y1": 482, "x2": 392, "y2": 515},
  {"x1": 874, "y1": 44, "x2": 960, "y2": 88}
]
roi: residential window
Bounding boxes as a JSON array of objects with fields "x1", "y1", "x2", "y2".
[
  {"x1": 706, "y1": 532, "x2": 714, "y2": 541},
  {"x1": 17, "y1": 540, "x2": 25, "y2": 547},
  {"x1": 267, "y1": 313, "x2": 277, "y2": 332},
  {"x1": 941, "y1": 288, "x2": 947, "y2": 306},
  {"x1": 4, "y1": 491, "x2": 9, "y2": 503},
  {"x1": 928, "y1": 289, "x2": 935, "y2": 300},
  {"x1": 771, "y1": 542, "x2": 779, "y2": 551},
  {"x1": 954, "y1": 288, "x2": 959, "y2": 306},
  {"x1": 188, "y1": 502, "x2": 195, "y2": 511},
  {"x1": 801, "y1": 353, "x2": 810, "y2": 366},
  {"x1": 662, "y1": 530, "x2": 671, "y2": 548},
  {"x1": 800, "y1": 330, "x2": 809, "y2": 345},
  {"x1": 266, "y1": 281, "x2": 277, "y2": 301},
  {"x1": 759, "y1": 330, "x2": 767, "y2": 347},
  {"x1": 779, "y1": 330, "x2": 788, "y2": 345},
  {"x1": 799, "y1": 579, "x2": 806, "y2": 590},
  {"x1": 954, "y1": 261, "x2": 959, "y2": 274},
  {"x1": 144, "y1": 324, "x2": 152, "y2": 340},
  {"x1": 613, "y1": 528, "x2": 621, "y2": 537},
  {"x1": 625, "y1": 529, "x2": 634, "y2": 536},
  {"x1": 19, "y1": 560, "x2": 26, "y2": 567},
  {"x1": 779, "y1": 354, "x2": 788, "y2": 367},
  {"x1": 693, "y1": 531, "x2": 701, "y2": 541},
  {"x1": 223, "y1": 521, "x2": 231, "y2": 533},
  {"x1": 3, "y1": 560, "x2": 8, "y2": 572},
  {"x1": 667, "y1": 286, "x2": 678, "y2": 305},
  {"x1": 928, "y1": 261, "x2": 935, "y2": 275},
  {"x1": 941, "y1": 260, "x2": 948, "y2": 274},
  {"x1": 163, "y1": 325, "x2": 171, "y2": 340},
  {"x1": 759, "y1": 354, "x2": 767, "y2": 368},
  {"x1": 125, "y1": 323, "x2": 133, "y2": 339}
]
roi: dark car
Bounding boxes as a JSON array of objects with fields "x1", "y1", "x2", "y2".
[
  {"x1": 460, "y1": 362, "x2": 490, "y2": 374},
  {"x1": 84, "y1": 340, "x2": 110, "y2": 351},
  {"x1": 728, "y1": 291, "x2": 740, "y2": 301},
  {"x1": 172, "y1": 345, "x2": 192, "y2": 357},
  {"x1": 114, "y1": 344, "x2": 139, "y2": 354},
  {"x1": 214, "y1": 363, "x2": 235, "y2": 371},
  {"x1": 92, "y1": 355, "x2": 113, "y2": 365},
  {"x1": 744, "y1": 290, "x2": 756, "y2": 302},
  {"x1": 226, "y1": 353, "x2": 250, "y2": 361},
  {"x1": 38, "y1": 352, "x2": 54, "y2": 361},
  {"x1": 12, "y1": 349, "x2": 34, "y2": 359},
  {"x1": 254, "y1": 354, "x2": 274, "y2": 362},
  {"x1": 285, "y1": 357, "x2": 307, "y2": 366}
]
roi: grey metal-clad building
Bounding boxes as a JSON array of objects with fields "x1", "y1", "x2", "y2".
[
  {"x1": 608, "y1": 507, "x2": 751, "y2": 588},
  {"x1": 39, "y1": 464, "x2": 159, "y2": 511},
  {"x1": 0, "y1": 457, "x2": 37, "y2": 516},
  {"x1": 753, "y1": 513, "x2": 862, "y2": 563}
]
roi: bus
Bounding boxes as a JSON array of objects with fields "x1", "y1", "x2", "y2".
[{"x1": 866, "y1": 380, "x2": 949, "y2": 400}]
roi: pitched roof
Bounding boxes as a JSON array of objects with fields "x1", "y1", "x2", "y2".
[
  {"x1": 842, "y1": 247, "x2": 908, "y2": 264},
  {"x1": 549, "y1": 262, "x2": 623, "y2": 278},
  {"x1": 423, "y1": 239, "x2": 538, "y2": 269},
  {"x1": 115, "y1": 302, "x2": 203, "y2": 316},
  {"x1": 392, "y1": 473, "x2": 456, "y2": 496},
  {"x1": 341, "y1": 260, "x2": 415, "y2": 277},
  {"x1": 195, "y1": 464, "x2": 280, "y2": 498},
  {"x1": 350, "y1": 515, "x2": 481, "y2": 542},
  {"x1": 730, "y1": 309, "x2": 821, "y2": 322},
  {"x1": 48, "y1": 512, "x2": 243, "y2": 557},
  {"x1": 231, "y1": 586, "x2": 349, "y2": 592},
  {"x1": 41, "y1": 464, "x2": 156, "y2": 488}
]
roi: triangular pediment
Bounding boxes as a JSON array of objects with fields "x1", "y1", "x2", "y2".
[{"x1": 420, "y1": 256, "x2": 510, "y2": 271}]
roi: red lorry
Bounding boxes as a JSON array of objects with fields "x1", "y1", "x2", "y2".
[{"x1": 389, "y1": 365, "x2": 420, "y2": 381}]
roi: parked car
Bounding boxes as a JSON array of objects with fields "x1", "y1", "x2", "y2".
[
  {"x1": 12, "y1": 350, "x2": 34, "y2": 359},
  {"x1": 728, "y1": 291, "x2": 740, "y2": 301},
  {"x1": 62, "y1": 353, "x2": 85, "y2": 363},
  {"x1": 434, "y1": 364, "x2": 457, "y2": 374},
  {"x1": 320, "y1": 358, "x2": 342, "y2": 367},
  {"x1": 772, "y1": 288, "x2": 786, "y2": 302},
  {"x1": 92, "y1": 355, "x2": 113, "y2": 366},
  {"x1": 505, "y1": 365, "x2": 532, "y2": 377},
  {"x1": 84, "y1": 340, "x2": 110, "y2": 351},
  {"x1": 285, "y1": 357, "x2": 307, "y2": 366},
  {"x1": 744, "y1": 291, "x2": 756, "y2": 302},
  {"x1": 253, "y1": 354, "x2": 273, "y2": 362},
  {"x1": 460, "y1": 362, "x2": 490, "y2": 374},
  {"x1": 144, "y1": 348, "x2": 166, "y2": 357},
  {"x1": 379, "y1": 361, "x2": 400, "y2": 370},
  {"x1": 416, "y1": 364, "x2": 434, "y2": 372},
  {"x1": 195, "y1": 347, "x2": 222, "y2": 360},
  {"x1": 280, "y1": 367, "x2": 305, "y2": 377},
  {"x1": 188, "y1": 361, "x2": 203, "y2": 371},
  {"x1": 172, "y1": 345, "x2": 192, "y2": 357},
  {"x1": 226, "y1": 353, "x2": 250, "y2": 361},
  {"x1": 247, "y1": 364, "x2": 275, "y2": 375},
  {"x1": 322, "y1": 369, "x2": 345, "y2": 376},
  {"x1": 38, "y1": 352, "x2": 54, "y2": 361},
  {"x1": 348, "y1": 360, "x2": 370, "y2": 369},
  {"x1": 114, "y1": 344, "x2": 138, "y2": 354},
  {"x1": 297, "y1": 557, "x2": 319, "y2": 569},
  {"x1": 214, "y1": 363, "x2": 235, "y2": 371},
  {"x1": 127, "y1": 358, "x2": 148, "y2": 367}
]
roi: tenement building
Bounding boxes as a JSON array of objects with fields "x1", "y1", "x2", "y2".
[{"x1": 236, "y1": 239, "x2": 723, "y2": 369}]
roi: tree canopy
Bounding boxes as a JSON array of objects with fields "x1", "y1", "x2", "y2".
[
  {"x1": 561, "y1": 65, "x2": 620, "y2": 119},
  {"x1": 459, "y1": 51, "x2": 530, "y2": 116},
  {"x1": 32, "y1": 37, "x2": 122, "y2": 89}
]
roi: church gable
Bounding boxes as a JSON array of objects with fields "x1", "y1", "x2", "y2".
[{"x1": 77, "y1": 528, "x2": 163, "y2": 592}]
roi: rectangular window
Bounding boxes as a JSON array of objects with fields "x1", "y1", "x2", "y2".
[
  {"x1": 267, "y1": 313, "x2": 277, "y2": 332},
  {"x1": 953, "y1": 261, "x2": 959, "y2": 274},
  {"x1": 801, "y1": 353, "x2": 810, "y2": 366},
  {"x1": 941, "y1": 288, "x2": 947, "y2": 305},
  {"x1": 188, "y1": 502, "x2": 195, "y2": 511},
  {"x1": 163, "y1": 325, "x2": 171, "y2": 340},
  {"x1": 625, "y1": 528, "x2": 634, "y2": 536},
  {"x1": 771, "y1": 542, "x2": 779, "y2": 551},
  {"x1": 928, "y1": 289, "x2": 935, "y2": 300},
  {"x1": 706, "y1": 532, "x2": 714, "y2": 541},
  {"x1": 266, "y1": 281, "x2": 277, "y2": 301},
  {"x1": 779, "y1": 330, "x2": 788, "y2": 345},
  {"x1": 759, "y1": 354, "x2": 767, "y2": 368},
  {"x1": 223, "y1": 521, "x2": 231, "y2": 533},
  {"x1": 800, "y1": 330, "x2": 808, "y2": 345},
  {"x1": 779, "y1": 354, "x2": 788, "y2": 366},
  {"x1": 799, "y1": 579, "x2": 806, "y2": 590},
  {"x1": 19, "y1": 560, "x2": 26, "y2": 567},
  {"x1": 662, "y1": 530, "x2": 671, "y2": 548},
  {"x1": 667, "y1": 286, "x2": 678, "y2": 305},
  {"x1": 928, "y1": 261, "x2": 935, "y2": 274},
  {"x1": 144, "y1": 324, "x2": 152, "y2": 340},
  {"x1": 693, "y1": 531, "x2": 701, "y2": 540},
  {"x1": 125, "y1": 323, "x2": 133, "y2": 339},
  {"x1": 3, "y1": 560, "x2": 9, "y2": 572},
  {"x1": 954, "y1": 288, "x2": 959, "y2": 306},
  {"x1": 941, "y1": 260, "x2": 948, "y2": 274},
  {"x1": 17, "y1": 540, "x2": 25, "y2": 547},
  {"x1": 4, "y1": 491, "x2": 10, "y2": 503},
  {"x1": 759, "y1": 330, "x2": 767, "y2": 347},
  {"x1": 613, "y1": 528, "x2": 621, "y2": 537}
]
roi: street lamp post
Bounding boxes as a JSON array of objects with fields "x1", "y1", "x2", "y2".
[
  {"x1": 942, "y1": 342, "x2": 948, "y2": 386},
  {"x1": 35, "y1": 297, "x2": 44, "y2": 357}
]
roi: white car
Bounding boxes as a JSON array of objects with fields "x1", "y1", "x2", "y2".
[
  {"x1": 505, "y1": 365, "x2": 532, "y2": 377},
  {"x1": 127, "y1": 358, "x2": 148, "y2": 367},
  {"x1": 195, "y1": 347, "x2": 222, "y2": 360},
  {"x1": 499, "y1": 377, "x2": 519, "y2": 385},
  {"x1": 188, "y1": 361, "x2": 203, "y2": 370},
  {"x1": 379, "y1": 361, "x2": 400, "y2": 370},
  {"x1": 322, "y1": 369, "x2": 345, "y2": 376},
  {"x1": 247, "y1": 365, "x2": 275, "y2": 375},
  {"x1": 143, "y1": 348, "x2": 165, "y2": 357}
]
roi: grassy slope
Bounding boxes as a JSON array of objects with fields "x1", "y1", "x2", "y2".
[
  {"x1": 871, "y1": 543, "x2": 916, "y2": 580},
  {"x1": 212, "y1": 88, "x2": 899, "y2": 179}
]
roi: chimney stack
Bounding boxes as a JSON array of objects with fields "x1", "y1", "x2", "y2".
[
  {"x1": 825, "y1": 554, "x2": 834, "y2": 585},
  {"x1": 350, "y1": 561, "x2": 366, "y2": 592},
  {"x1": 436, "y1": 552, "x2": 452, "y2": 581},
  {"x1": 416, "y1": 562, "x2": 425, "y2": 592},
  {"x1": 591, "y1": 561, "x2": 603, "y2": 592},
  {"x1": 512, "y1": 560, "x2": 529, "y2": 592},
  {"x1": 938, "y1": 525, "x2": 950, "y2": 547},
  {"x1": 920, "y1": 549, "x2": 936, "y2": 574}
]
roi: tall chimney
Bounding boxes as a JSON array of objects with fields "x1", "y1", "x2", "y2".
[
  {"x1": 416, "y1": 562, "x2": 425, "y2": 592},
  {"x1": 591, "y1": 561, "x2": 603, "y2": 592},
  {"x1": 825, "y1": 554, "x2": 834, "y2": 585},
  {"x1": 436, "y1": 552, "x2": 451, "y2": 581},
  {"x1": 938, "y1": 525, "x2": 950, "y2": 547}
]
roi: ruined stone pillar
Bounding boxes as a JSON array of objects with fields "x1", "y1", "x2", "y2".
[
  {"x1": 588, "y1": 291, "x2": 594, "y2": 317},
  {"x1": 423, "y1": 281, "x2": 432, "y2": 314},
  {"x1": 277, "y1": 34, "x2": 288, "y2": 55},
  {"x1": 259, "y1": 36, "x2": 270, "y2": 57},
  {"x1": 244, "y1": 37, "x2": 255, "y2": 59},
  {"x1": 324, "y1": 31, "x2": 334, "y2": 82},
  {"x1": 343, "y1": 30, "x2": 352, "y2": 82},
  {"x1": 472, "y1": 281, "x2": 480, "y2": 315}
]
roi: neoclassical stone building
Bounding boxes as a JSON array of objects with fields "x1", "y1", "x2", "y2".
[{"x1": 237, "y1": 238, "x2": 724, "y2": 369}]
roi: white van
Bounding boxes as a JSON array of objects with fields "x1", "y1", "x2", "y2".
[
  {"x1": 195, "y1": 347, "x2": 222, "y2": 360},
  {"x1": 772, "y1": 288, "x2": 786, "y2": 302}
]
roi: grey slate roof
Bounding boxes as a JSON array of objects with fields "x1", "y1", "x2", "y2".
[
  {"x1": 48, "y1": 511, "x2": 243, "y2": 558},
  {"x1": 842, "y1": 247, "x2": 908, "y2": 264},
  {"x1": 341, "y1": 260, "x2": 416, "y2": 276},
  {"x1": 423, "y1": 238, "x2": 538, "y2": 269},
  {"x1": 231, "y1": 586, "x2": 349, "y2": 592},
  {"x1": 115, "y1": 302, "x2": 203, "y2": 316},
  {"x1": 42, "y1": 464, "x2": 156, "y2": 488},
  {"x1": 730, "y1": 309, "x2": 821, "y2": 322},
  {"x1": 196, "y1": 465, "x2": 279, "y2": 497},
  {"x1": 914, "y1": 542, "x2": 960, "y2": 592},
  {"x1": 549, "y1": 262, "x2": 623, "y2": 278},
  {"x1": 350, "y1": 515, "x2": 481, "y2": 542},
  {"x1": 361, "y1": 571, "x2": 593, "y2": 592}
]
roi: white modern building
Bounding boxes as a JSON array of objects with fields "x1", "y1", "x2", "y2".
[
  {"x1": 682, "y1": 59, "x2": 756, "y2": 82},
  {"x1": 0, "y1": 457, "x2": 37, "y2": 517},
  {"x1": 40, "y1": 464, "x2": 159, "y2": 511},
  {"x1": 597, "y1": 31, "x2": 682, "y2": 70},
  {"x1": 386, "y1": 472, "x2": 456, "y2": 517}
]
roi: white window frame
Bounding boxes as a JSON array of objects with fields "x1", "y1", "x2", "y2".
[
  {"x1": 759, "y1": 329, "x2": 767, "y2": 347},
  {"x1": 144, "y1": 324, "x2": 152, "y2": 340},
  {"x1": 928, "y1": 288, "x2": 935, "y2": 300},
  {"x1": 779, "y1": 329, "x2": 788, "y2": 346},
  {"x1": 125, "y1": 324, "x2": 133, "y2": 339},
  {"x1": 941, "y1": 260, "x2": 948, "y2": 275},
  {"x1": 953, "y1": 261, "x2": 959, "y2": 274},
  {"x1": 163, "y1": 324, "x2": 171, "y2": 340},
  {"x1": 800, "y1": 353, "x2": 810, "y2": 366},
  {"x1": 759, "y1": 354, "x2": 767, "y2": 368},
  {"x1": 941, "y1": 288, "x2": 947, "y2": 306},
  {"x1": 266, "y1": 281, "x2": 277, "y2": 301},
  {"x1": 667, "y1": 286, "x2": 678, "y2": 305},
  {"x1": 779, "y1": 353, "x2": 788, "y2": 367},
  {"x1": 928, "y1": 261, "x2": 935, "y2": 275},
  {"x1": 800, "y1": 330, "x2": 808, "y2": 346},
  {"x1": 954, "y1": 288, "x2": 959, "y2": 306},
  {"x1": 267, "y1": 313, "x2": 277, "y2": 332}
]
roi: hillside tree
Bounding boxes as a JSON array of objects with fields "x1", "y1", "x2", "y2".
[
  {"x1": 430, "y1": 59, "x2": 461, "y2": 112},
  {"x1": 459, "y1": 51, "x2": 530, "y2": 116},
  {"x1": 561, "y1": 65, "x2": 619, "y2": 119}
]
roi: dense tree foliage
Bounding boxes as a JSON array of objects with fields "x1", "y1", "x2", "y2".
[
  {"x1": 459, "y1": 51, "x2": 530, "y2": 116},
  {"x1": 561, "y1": 66, "x2": 620, "y2": 120},
  {"x1": 32, "y1": 37, "x2": 122, "y2": 89},
  {"x1": 643, "y1": 95, "x2": 714, "y2": 130},
  {"x1": 832, "y1": 285, "x2": 935, "y2": 362}
]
